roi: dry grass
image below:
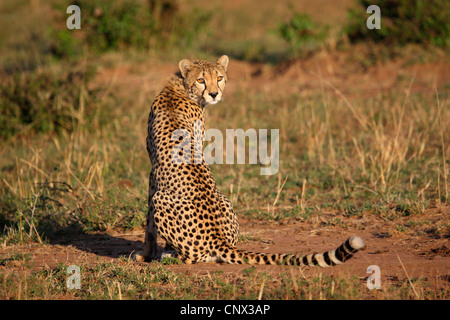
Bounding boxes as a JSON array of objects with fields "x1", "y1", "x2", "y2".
[
  {"x1": 3, "y1": 256, "x2": 446, "y2": 300},
  {"x1": 0, "y1": 0, "x2": 449, "y2": 301}
]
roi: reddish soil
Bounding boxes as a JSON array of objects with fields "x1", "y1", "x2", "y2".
[{"x1": 2, "y1": 206, "x2": 448, "y2": 292}]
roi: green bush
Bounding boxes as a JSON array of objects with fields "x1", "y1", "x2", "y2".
[
  {"x1": 0, "y1": 66, "x2": 96, "y2": 139},
  {"x1": 77, "y1": 0, "x2": 154, "y2": 51},
  {"x1": 52, "y1": 0, "x2": 211, "y2": 55},
  {"x1": 50, "y1": 29, "x2": 82, "y2": 59},
  {"x1": 345, "y1": 0, "x2": 449, "y2": 48},
  {"x1": 277, "y1": 13, "x2": 328, "y2": 58}
]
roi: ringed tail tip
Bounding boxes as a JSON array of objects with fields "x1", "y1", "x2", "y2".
[{"x1": 349, "y1": 235, "x2": 366, "y2": 251}]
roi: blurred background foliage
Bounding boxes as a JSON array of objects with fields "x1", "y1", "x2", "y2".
[
  {"x1": 0, "y1": 0, "x2": 448, "y2": 139},
  {"x1": 346, "y1": 0, "x2": 449, "y2": 47},
  {"x1": 52, "y1": 0, "x2": 212, "y2": 55}
]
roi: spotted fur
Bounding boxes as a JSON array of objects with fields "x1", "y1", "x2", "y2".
[{"x1": 134, "y1": 56, "x2": 365, "y2": 267}]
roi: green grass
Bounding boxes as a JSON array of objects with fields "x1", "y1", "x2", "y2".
[
  {"x1": 0, "y1": 0, "x2": 449, "y2": 300},
  {"x1": 2, "y1": 258, "x2": 446, "y2": 300}
]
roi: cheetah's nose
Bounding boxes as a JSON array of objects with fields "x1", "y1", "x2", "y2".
[{"x1": 209, "y1": 92, "x2": 218, "y2": 99}]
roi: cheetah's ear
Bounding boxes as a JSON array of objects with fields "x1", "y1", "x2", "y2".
[
  {"x1": 217, "y1": 55, "x2": 229, "y2": 72},
  {"x1": 179, "y1": 59, "x2": 194, "y2": 78}
]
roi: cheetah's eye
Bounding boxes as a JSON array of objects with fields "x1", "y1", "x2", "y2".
[
  {"x1": 197, "y1": 78, "x2": 205, "y2": 84},
  {"x1": 217, "y1": 76, "x2": 224, "y2": 81}
]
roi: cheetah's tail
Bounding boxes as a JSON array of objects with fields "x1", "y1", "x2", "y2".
[{"x1": 218, "y1": 236, "x2": 366, "y2": 267}]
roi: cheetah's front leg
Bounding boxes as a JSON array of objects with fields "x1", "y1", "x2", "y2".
[{"x1": 134, "y1": 205, "x2": 158, "y2": 262}]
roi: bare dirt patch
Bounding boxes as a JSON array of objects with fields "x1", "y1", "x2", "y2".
[{"x1": 2, "y1": 206, "x2": 448, "y2": 296}]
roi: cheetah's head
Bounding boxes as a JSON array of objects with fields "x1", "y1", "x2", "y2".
[{"x1": 178, "y1": 55, "x2": 229, "y2": 107}]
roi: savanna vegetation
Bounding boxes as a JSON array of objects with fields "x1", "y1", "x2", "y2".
[{"x1": 0, "y1": 0, "x2": 448, "y2": 300}]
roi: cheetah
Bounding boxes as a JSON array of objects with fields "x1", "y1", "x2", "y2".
[{"x1": 134, "y1": 55, "x2": 366, "y2": 267}]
